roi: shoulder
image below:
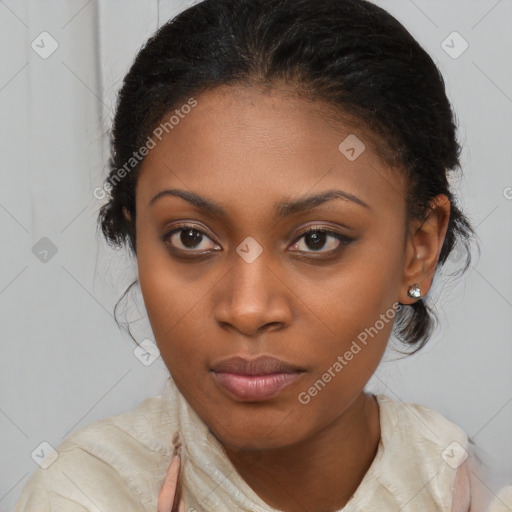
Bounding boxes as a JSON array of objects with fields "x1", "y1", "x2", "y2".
[
  {"x1": 487, "y1": 484, "x2": 512, "y2": 512},
  {"x1": 372, "y1": 394, "x2": 471, "y2": 511},
  {"x1": 14, "y1": 384, "x2": 178, "y2": 512},
  {"x1": 376, "y1": 393, "x2": 469, "y2": 456}
]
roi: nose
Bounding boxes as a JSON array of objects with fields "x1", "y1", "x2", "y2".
[{"x1": 212, "y1": 249, "x2": 292, "y2": 337}]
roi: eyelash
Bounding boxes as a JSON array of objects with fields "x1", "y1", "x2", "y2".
[{"x1": 162, "y1": 223, "x2": 354, "y2": 258}]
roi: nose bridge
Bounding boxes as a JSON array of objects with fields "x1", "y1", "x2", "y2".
[
  {"x1": 229, "y1": 238, "x2": 273, "y2": 307},
  {"x1": 213, "y1": 237, "x2": 290, "y2": 334}
]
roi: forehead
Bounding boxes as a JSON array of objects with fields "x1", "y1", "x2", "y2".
[{"x1": 136, "y1": 85, "x2": 406, "y2": 218}]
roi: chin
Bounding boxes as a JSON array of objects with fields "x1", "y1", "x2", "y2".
[{"x1": 205, "y1": 410, "x2": 311, "y2": 452}]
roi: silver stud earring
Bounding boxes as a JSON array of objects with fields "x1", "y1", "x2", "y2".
[{"x1": 407, "y1": 284, "x2": 421, "y2": 299}]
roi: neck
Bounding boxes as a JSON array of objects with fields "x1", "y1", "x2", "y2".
[{"x1": 222, "y1": 391, "x2": 381, "y2": 512}]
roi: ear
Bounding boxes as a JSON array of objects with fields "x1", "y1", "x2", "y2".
[
  {"x1": 123, "y1": 207, "x2": 132, "y2": 222},
  {"x1": 399, "y1": 194, "x2": 451, "y2": 304}
]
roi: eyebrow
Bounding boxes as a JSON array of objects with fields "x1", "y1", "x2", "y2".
[{"x1": 148, "y1": 188, "x2": 370, "y2": 216}]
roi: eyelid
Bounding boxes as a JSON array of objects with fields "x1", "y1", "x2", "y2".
[
  {"x1": 289, "y1": 225, "x2": 354, "y2": 252},
  {"x1": 292, "y1": 224, "x2": 353, "y2": 240},
  {"x1": 161, "y1": 223, "x2": 220, "y2": 250},
  {"x1": 162, "y1": 222, "x2": 355, "y2": 257}
]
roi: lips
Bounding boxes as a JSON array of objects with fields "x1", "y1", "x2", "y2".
[
  {"x1": 210, "y1": 355, "x2": 305, "y2": 401},
  {"x1": 210, "y1": 355, "x2": 304, "y2": 375}
]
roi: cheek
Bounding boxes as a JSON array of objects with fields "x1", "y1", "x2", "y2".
[
  {"x1": 296, "y1": 277, "x2": 399, "y2": 427},
  {"x1": 319, "y1": 234, "x2": 403, "y2": 332},
  {"x1": 136, "y1": 229, "x2": 181, "y2": 342},
  {"x1": 302, "y1": 230, "x2": 403, "y2": 384},
  {"x1": 136, "y1": 231, "x2": 214, "y2": 379},
  {"x1": 138, "y1": 260, "x2": 171, "y2": 331}
]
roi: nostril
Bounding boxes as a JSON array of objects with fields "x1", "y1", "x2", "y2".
[{"x1": 260, "y1": 322, "x2": 286, "y2": 334}]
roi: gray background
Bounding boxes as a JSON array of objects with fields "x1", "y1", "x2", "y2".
[{"x1": 1, "y1": 0, "x2": 511, "y2": 510}]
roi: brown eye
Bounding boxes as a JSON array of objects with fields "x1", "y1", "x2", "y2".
[
  {"x1": 290, "y1": 228, "x2": 353, "y2": 254},
  {"x1": 163, "y1": 225, "x2": 220, "y2": 252},
  {"x1": 176, "y1": 228, "x2": 203, "y2": 249}
]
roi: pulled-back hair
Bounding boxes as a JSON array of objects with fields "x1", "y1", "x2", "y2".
[{"x1": 98, "y1": 0, "x2": 476, "y2": 353}]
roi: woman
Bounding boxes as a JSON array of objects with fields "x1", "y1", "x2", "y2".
[{"x1": 15, "y1": 0, "x2": 510, "y2": 510}]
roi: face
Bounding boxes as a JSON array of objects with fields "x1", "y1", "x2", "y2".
[{"x1": 134, "y1": 84, "x2": 410, "y2": 450}]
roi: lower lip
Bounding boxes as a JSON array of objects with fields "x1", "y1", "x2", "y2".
[{"x1": 211, "y1": 371, "x2": 303, "y2": 402}]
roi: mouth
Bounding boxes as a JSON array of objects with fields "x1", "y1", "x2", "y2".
[
  {"x1": 210, "y1": 355, "x2": 305, "y2": 402},
  {"x1": 211, "y1": 371, "x2": 304, "y2": 401}
]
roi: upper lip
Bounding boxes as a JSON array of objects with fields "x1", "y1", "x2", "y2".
[{"x1": 211, "y1": 355, "x2": 304, "y2": 375}]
